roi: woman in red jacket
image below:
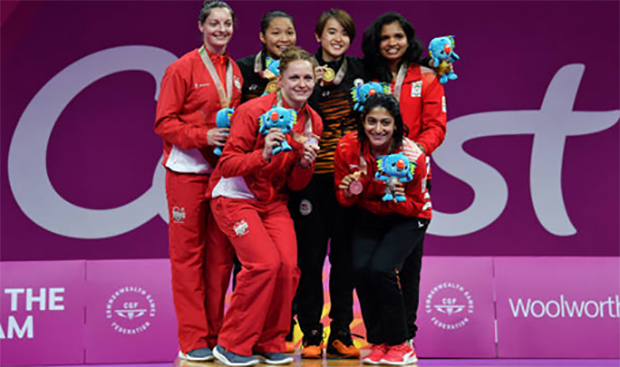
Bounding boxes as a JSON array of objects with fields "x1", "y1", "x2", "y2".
[
  {"x1": 361, "y1": 12, "x2": 447, "y2": 354},
  {"x1": 362, "y1": 12, "x2": 447, "y2": 155},
  {"x1": 334, "y1": 94, "x2": 431, "y2": 365},
  {"x1": 209, "y1": 46, "x2": 323, "y2": 366},
  {"x1": 154, "y1": 1, "x2": 242, "y2": 361}
]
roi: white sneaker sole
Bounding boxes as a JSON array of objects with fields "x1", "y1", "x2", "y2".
[
  {"x1": 264, "y1": 356, "x2": 294, "y2": 365},
  {"x1": 381, "y1": 352, "x2": 418, "y2": 365},
  {"x1": 178, "y1": 351, "x2": 214, "y2": 361},
  {"x1": 362, "y1": 357, "x2": 381, "y2": 365},
  {"x1": 213, "y1": 347, "x2": 259, "y2": 366}
]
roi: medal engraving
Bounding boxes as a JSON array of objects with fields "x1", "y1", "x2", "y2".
[{"x1": 323, "y1": 67, "x2": 335, "y2": 82}]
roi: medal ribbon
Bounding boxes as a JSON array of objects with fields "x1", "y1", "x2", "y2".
[
  {"x1": 199, "y1": 45, "x2": 233, "y2": 108},
  {"x1": 253, "y1": 51, "x2": 264, "y2": 75},
  {"x1": 254, "y1": 51, "x2": 278, "y2": 79},
  {"x1": 392, "y1": 62, "x2": 409, "y2": 101},
  {"x1": 359, "y1": 155, "x2": 368, "y2": 176}
]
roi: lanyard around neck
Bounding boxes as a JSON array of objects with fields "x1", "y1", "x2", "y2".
[{"x1": 199, "y1": 45, "x2": 233, "y2": 108}]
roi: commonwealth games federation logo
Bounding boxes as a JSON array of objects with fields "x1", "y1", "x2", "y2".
[
  {"x1": 425, "y1": 282, "x2": 474, "y2": 330},
  {"x1": 106, "y1": 286, "x2": 156, "y2": 335}
]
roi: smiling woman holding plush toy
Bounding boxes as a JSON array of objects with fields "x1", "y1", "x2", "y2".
[
  {"x1": 362, "y1": 12, "x2": 447, "y2": 155},
  {"x1": 206, "y1": 46, "x2": 322, "y2": 366},
  {"x1": 334, "y1": 93, "x2": 431, "y2": 365},
  {"x1": 361, "y1": 13, "x2": 449, "y2": 361}
]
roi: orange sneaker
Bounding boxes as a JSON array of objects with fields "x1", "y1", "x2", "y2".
[
  {"x1": 301, "y1": 329, "x2": 324, "y2": 359},
  {"x1": 326, "y1": 329, "x2": 360, "y2": 359}
]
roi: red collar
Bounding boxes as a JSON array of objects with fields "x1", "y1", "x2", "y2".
[{"x1": 203, "y1": 44, "x2": 229, "y2": 65}]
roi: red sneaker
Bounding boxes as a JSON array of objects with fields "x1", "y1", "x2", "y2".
[
  {"x1": 380, "y1": 342, "x2": 418, "y2": 365},
  {"x1": 362, "y1": 344, "x2": 388, "y2": 365}
]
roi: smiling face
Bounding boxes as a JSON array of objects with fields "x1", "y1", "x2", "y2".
[
  {"x1": 363, "y1": 106, "x2": 395, "y2": 153},
  {"x1": 199, "y1": 7, "x2": 233, "y2": 54},
  {"x1": 316, "y1": 17, "x2": 350, "y2": 62},
  {"x1": 260, "y1": 17, "x2": 296, "y2": 59},
  {"x1": 278, "y1": 59, "x2": 315, "y2": 109},
  {"x1": 379, "y1": 21, "x2": 408, "y2": 64}
]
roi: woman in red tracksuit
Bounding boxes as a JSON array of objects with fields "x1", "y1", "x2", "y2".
[
  {"x1": 361, "y1": 12, "x2": 447, "y2": 352},
  {"x1": 362, "y1": 12, "x2": 446, "y2": 155},
  {"x1": 208, "y1": 46, "x2": 323, "y2": 366},
  {"x1": 334, "y1": 94, "x2": 431, "y2": 365},
  {"x1": 154, "y1": 1, "x2": 242, "y2": 362}
]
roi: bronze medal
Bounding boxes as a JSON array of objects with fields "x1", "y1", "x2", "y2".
[
  {"x1": 349, "y1": 180, "x2": 363, "y2": 195},
  {"x1": 322, "y1": 67, "x2": 336, "y2": 82}
]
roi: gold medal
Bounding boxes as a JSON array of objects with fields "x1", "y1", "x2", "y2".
[
  {"x1": 264, "y1": 80, "x2": 278, "y2": 94},
  {"x1": 322, "y1": 67, "x2": 335, "y2": 82}
]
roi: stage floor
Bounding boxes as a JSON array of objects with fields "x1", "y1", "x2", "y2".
[{"x1": 37, "y1": 357, "x2": 619, "y2": 367}]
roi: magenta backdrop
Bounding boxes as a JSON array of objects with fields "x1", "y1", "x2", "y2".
[
  {"x1": 494, "y1": 257, "x2": 620, "y2": 358},
  {"x1": 84, "y1": 260, "x2": 178, "y2": 363},
  {"x1": 1, "y1": 1, "x2": 618, "y2": 260},
  {"x1": 416, "y1": 257, "x2": 496, "y2": 358},
  {"x1": 0, "y1": 261, "x2": 86, "y2": 366}
]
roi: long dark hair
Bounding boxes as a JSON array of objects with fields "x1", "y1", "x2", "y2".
[
  {"x1": 199, "y1": 0, "x2": 234, "y2": 24},
  {"x1": 357, "y1": 94, "x2": 408, "y2": 154},
  {"x1": 361, "y1": 12, "x2": 423, "y2": 82}
]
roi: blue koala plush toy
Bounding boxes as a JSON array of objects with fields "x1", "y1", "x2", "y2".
[
  {"x1": 350, "y1": 81, "x2": 390, "y2": 111},
  {"x1": 213, "y1": 107, "x2": 234, "y2": 156},
  {"x1": 265, "y1": 58, "x2": 280, "y2": 77},
  {"x1": 375, "y1": 153, "x2": 417, "y2": 202},
  {"x1": 261, "y1": 58, "x2": 281, "y2": 96},
  {"x1": 258, "y1": 106, "x2": 298, "y2": 155},
  {"x1": 428, "y1": 35, "x2": 460, "y2": 84}
]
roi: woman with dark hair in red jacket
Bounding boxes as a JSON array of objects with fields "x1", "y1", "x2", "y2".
[
  {"x1": 361, "y1": 13, "x2": 447, "y2": 359},
  {"x1": 209, "y1": 46, "x2": 323, "y2": 366},
  {"x1": 335, "y1": 93, "x2": 431, "y2": 365}
]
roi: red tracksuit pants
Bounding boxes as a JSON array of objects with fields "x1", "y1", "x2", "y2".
[
  {"x1": 211, "y1": 197, "x2": 300, "y2": 356},
  {"x1": 166, "y1": 170, "x2": 234, "y2": 353}
]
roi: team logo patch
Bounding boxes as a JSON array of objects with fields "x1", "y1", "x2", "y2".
[
  {"x1": 106, "y1": 286, "x2": 156, "y2": 335},
  {"x1": 425, "y1": 282, "x2": 474, "y2": 330},
  {"x1": 172, "y1": 206, "x2": 185, "y2": 223},
  {"x1": 299, "y1": 199, "x2": 312, "y2": 216},
  {"x1": 442, "y1": 95, "x2": 447, "y2": 113},
  {"x1": 233, "y1": 220, "x2": 249, "y2": 237},
  {"x1": 234, "y1": 76, "x2": 242, "y2": 90},
  {"x1": 411, "y1": 81, "x2": 422, "y2": 97}
]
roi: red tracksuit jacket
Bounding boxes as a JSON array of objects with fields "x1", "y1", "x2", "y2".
[
  {"x1": 387, "y1": 64, "x2": 447, "y2": 156},
  {"x1": 208, "y1": 93, "x2": 323, "y2": 202},
  {"x1": 155, "y1": 47, "x2": 243, "y2": 172},
  {"x1": 334, "y1": 132, "x2": 432, "y2": 219}
]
